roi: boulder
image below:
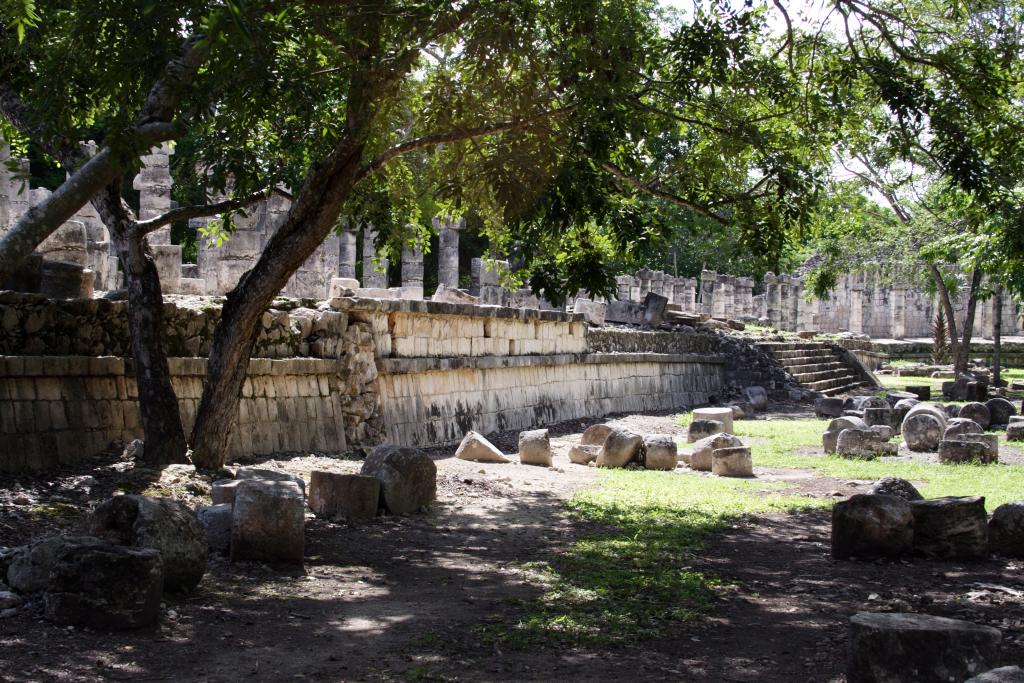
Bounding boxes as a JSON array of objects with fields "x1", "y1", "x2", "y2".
[
  {"x1": 902, "y1": 413, "x2": 944, "y2": 451},
  {"x1": 597, "y1": 428, "x2": 644, "y2": 468},
  {"x1": 815, "y1": 397, "x2": 846, "y2": 419},
  {"x1": 692, "y1": 407, "x2": 734, "y2": 434},
  {"x1": 195, "y1": 504, "x2": 232, "y2": 553},
  {"x1": 985, "y1": 397, "x2": 1017, "y2": 426},
  {"x1": 847, "y1": 612, "x2": 1001, "y2": 683},
  {"x1": 988, "y1": 501, "x2": 1024, "y2": 557},
  {"x1": 966, "y1": 667, "x2": 1024, "y2": 683},
  {"x1": 944, "y1": 417, "x2": 984, "y2": 441},
  {"x1": 454, "y1": 431, "x2": 510, "y2": 463},
  {"x1": 823, "y1": 416, "x2": 869, "y2": 454},
  {"x1": 568, "y1": 444, "x2": 600, "y2": 465},
  {"x1": 910, "y1": 496, "x2": 989, "y2": 559},
  {"x1": 308, "y1": 471, "x2": 381, "y2": 520},
  {"x1": 937, "y1": 439, "x2": 997, "y2": 465},
  {"x1": 742, "y1": 386, "x2": 769, "y2": 412},
  {"x1": 361, "y1": 445, "x2": 437, "y2": 514},
  {"x1": 643, "y1": 434, "x2": 678, "y2": 470},
  {"x1": 958, "y1": 402, "x2": 991, "y2": 430},
  {"x1": 518, "y1": 429, "x2": 553, "y2": 467},
  {"x1": 711, "y1": 447, "x2": 753, "y2": 477},
  {"x1": 43, "y1": 544, "x2": 163, "y2": 630},
  {"x1": 867, "y1": 477, "x2": 923, "y2": 501},
  {"x1": 836, "y1": 429, "x2": 897, "y2": 459},
  {"x1": 6, "y1": 535, "x2": 106, "y2": 594},
  {"x1": 580, "y1": 424, "x2": 614, "y2": 447},
  {"x1": 230, "y1": 480, "x2": 305, "y2": 564},
  {"x1": 687, "y1": 419, "x2": 724, "y2": 443},
  {"x1": 831, "y1": 494, "x2": 914, "y2": 560},
  {"x1": 90, "y1": 495, "x2": 207, "y2": 592},
  {"x1": 211, "y1": 479, "x2": 242, "y2": 506},
  {"x1": 1007, "y1": 423, "x2": 1024, "y2": 441},
  {"x1": 690, "y1": 433, "x2": 743, "y2": 471},
  {"x1": 234, "y1": 467, "x2": 306, "y2": 496}
]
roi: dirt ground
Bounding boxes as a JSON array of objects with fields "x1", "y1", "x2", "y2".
[{"x1": 1, "y1": 409, "x2": 1022, "y2": 682}]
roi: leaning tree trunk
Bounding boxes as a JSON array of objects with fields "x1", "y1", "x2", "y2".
[
  {"x1": 189, "y1": 142, "x2": 366, "y2": 469},
  {"x1": 956, "y1": 270, "x2": 985, "y2": 376},
  {"x1": 993, "y1": 284, "x2": 1003, "y2": 387},
  {"x1": 929, "y1": 263, "x2": 961, "y2": 370}
]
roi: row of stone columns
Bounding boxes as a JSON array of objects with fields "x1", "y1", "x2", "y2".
[{"x1": 345, "y1": 216, "x2": 466, "y2": 291}]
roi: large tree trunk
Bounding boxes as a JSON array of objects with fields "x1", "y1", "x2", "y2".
[
  {"x1": 956, "y1": 270, "x2": 984, "y2": 376},
  {"x1": 189, "y1": 141, "x2": 366, "y2": 469},
  {"x1": 929, "y1": 263, "x2": 961, "y2": 367},
  {"x1": 993, "y1": 284, "x2": 1003, "y2": 386}
]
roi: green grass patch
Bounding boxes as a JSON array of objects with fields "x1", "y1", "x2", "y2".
[{"x1": 493, "y1": 469, "x2": 822, "y2": 646}]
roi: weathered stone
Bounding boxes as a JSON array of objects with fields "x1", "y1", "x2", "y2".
[
  {"x1": 867, "y1": 477, "x2": 923, "y2": 501},
  {"x1": 860, "y1": 396, "x2": 889, "y2": 412},
  {"x1": 869, "y1": 425, "x2": 894, "y2": 440},
  {"x1": 643, "y1": 434, "x2": 678, "y2": 470},
  {"x1": 863, "y1": 407, "x2": 894, "y2": 429},
  {"x1": 360, "y1": 445, "x2": 436, "y2": 514},
  {"x1": 211, "y1": 479, "x2": 242, "y2": 506},
  {"x1": 90, "y1": 495, "x2": 207, "y2": 592},
  {"x1": 44, "y1": 544, "x2": 163, "y2": 630},
  {"x1": 936, "y1": 439, "x2": 995, "y2": 464},
  {"x1": 0, "y1": 590, "x2": 22, "y2": 609},
  {"x1": 847, "y1": 612, "x2": 1001, "y2": 683},
  {"x1": 5, "y1": 535, "x2": 106, "y2": 593},
  {"x1": 711, "y1": 446, "x2": 752, "y2": 477},
  {"x1": 958, "y1": 402, "x2": 991, "y2": 430},
  {"x1": 959, "y1": 432, "x2": 999, "y2": 460},
  {"x1": 902, "y1": 413, "x2": 944, "y2": 451},
  {"x1": 597, "y1": 427, "x2": 644, "y2": 468},
  {"x1": 454, "y1": 431, "x2": 510, "y2": 464},
  {"x1": 231, "y1": 480, "x2": 305, "y2": 564},
  {"x1": 308, "y1": 471, "x2": 380, "y2": 520},
  {"x1": 690, "y1": 433, "x2": 744, "y2": 471},
  {"x1": 823, "y1": 416, "x2": 869, "y2": 454},
  {"x1": 568, "y1": 444, "x2": 600, "y2": 465},
  {"x1": 196, "y1": 504, "x2": 233, "y2": 553},
  {"x1": 910, "y1": 496, "x2": 989, "y2": 559},
  {"x1": 831, "y1": 494, "x2": 913, "y2": 559},
  {"x1": 905, "y1": 402, "x2": 949, "y2": 427},
  {"x1": 988, "y1": 501, "x2": 1024, "y2": 558},
  {"x1": 430, "y1": 285, "x2": 478, "y2": 305},
  {"x1": 836, "y1": 428, "x2": 897, "y2": 459},
  {"x1": 905, "y1": 385, "x2": 931, "y2": 401},
  {"x1": 965, "y1": 667, "x2": 1024, "y2": 683},
  {"x1": 815, "y1": 397, "x2": 846, "y2": 418},
  {"x1": 985, "y1": 397, "x2": 1017, "y2": 426},
  {"x1": 693, "y1": 407, "x2": 734, "y2": 434},
  {"x1": 893, "y1": 397, "x2": 919, "y2": 425},
  {"x1": 885, "y1": 390, "x2": 918, "y2": 407},
  {"x1": 580, "y1": 424, "x2": 614, "y2": 447},
  {"x1": 1007, "y1": 423, "x2": 1024, "y2": 441},
  {"x1": 518, "y1": 429, "x2": 552, "y2": 467},
  {"x1": 944, "y1": 417, "x2": 984, "y2": 441},
  {"x1": 687, "y1": 419, "x2": 724, "y2": 443},
  {"x1": 742, "y1": 385, "x2": 769, "y2": 411},
  {"x1": 572, "y1": 298, "x2": 607, "y2": 325},
  {"x1": 234, "y1": 467, "x2": 306, "y2": 496}
]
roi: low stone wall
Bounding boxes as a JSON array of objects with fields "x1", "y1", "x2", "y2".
[
  {"x1": 872, "y1": 339, "x2": 1024, "y2": 366},
  {"x1": 376, "y1": 352, "x2": 726, "y2": 447}
]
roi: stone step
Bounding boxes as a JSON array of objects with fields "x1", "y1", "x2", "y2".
[
  {"x1": 783, "y1": 361, "x2": 846, "y2": 374},
  {"x1": 771, "y1": 349, "x2": 838, "y2": 361},
  {"x1": 820, "y1": 382, "x2": 868, "y2": 397},
  {"x1": 791, "y1": 368, "x2": 852, "y2": 383},
  {"x1": 776, "y1": 354, "x2": 845, "y2": 367},
  {"x1": 805, "y1": 374, "x2": 862, "y2": 392}
]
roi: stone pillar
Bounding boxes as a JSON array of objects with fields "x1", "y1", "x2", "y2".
[
  {"x1": 638, "y1": 268, "x2": 652, "y2": 298},
  {"x1": 849, "y1": 274, "x2": 865, "y2": 335},
  {"x1": 680, "y1": 278, "x2": 697, "y2": 313},
  {"x1": 778, "y1": 276, "x2": 792, "y2": 330},
  {"x1": 338, "y1": 219, "x2": 358, "y2": 280},
  {"x1": 764, "y1": 273, "x2": 779, "y2": 326},
  {"x1": 435, "y1": 216, "x2": 464, "y2": 289},
  {"x1": 134, "y1": 143, "x2": 174, "y2": 245},
  {"x1": 615, "y1": 275, "x2": 632, "y2": 301},
  {"x1": 650, "y1": 270, "x2": 665, "y2": 298},
  {"x1": 400, "y1": 231, "x2": 424, "y2": 297},
  {"x1": 889, "y1": 286, "x2": 907, "y2": 339},
  {"x1": 712, "y1": 275, "x2": 728, "y2": 319},
  {"x1": 362, "y1": 224, "x2": 388, "y2": 288},
  {"x1": 0, "y1": 144, "x2": 31, "y2": 235},
  {"x1": 700, "y1": 270, "x2": 717, "y2": 316}
]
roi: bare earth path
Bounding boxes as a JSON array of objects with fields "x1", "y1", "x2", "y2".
[{"x1": 1, "y1": 410, "x2": 1022, "y2": 682}]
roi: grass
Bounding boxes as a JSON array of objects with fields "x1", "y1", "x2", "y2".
[{"x1": 492, "y1": 468, "x2": 823, "y2": 646}]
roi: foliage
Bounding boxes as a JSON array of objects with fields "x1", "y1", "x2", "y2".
[{"x1": 931, "y1": 307, "x2": 949, "y2": 364}]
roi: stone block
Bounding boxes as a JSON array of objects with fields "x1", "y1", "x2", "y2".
[
  {"x1": 832, "y1": 494, "x2": 913, "y2": 560},
  {"x1": 518, "y1": 428, "x2": 552, "y2": 467},
  {"x1": 910, "y1": 496, "x2": 988, "y2": 559},
  {"x1": 597, "y1": 427, "x2": 643, "y2": 468},
  {"x1": 687, "y1": 419, "x2": 723, "y2": 443},
  {"x1": 230, "y1": 480, "x2": 305, "y2": 564},
  {"x1": 711, "y1": 446, "x2": 752, "y2": 477},
  {"x1": 234, "y1": 467, "x2": 306, "y2": 496},
  {"x1": 836, "y1": 428, "x2": 897, "y2": 459},
  {"x1": 455, "y1": 431, "x2": 510, "y2": 463},
  {"x1": 568, "y1": 444, "x2": 600, "y2": 465},
  {"x1": 643, "y1": 434, "x2": 678, "y2": 470},
  {"x1": 822, "y1": 416, "x2": 868, "y2": 454},
  {"x1": 902, "y1": 413, "x2": 944, "y2": 452},
  {"x1": 987, "y1": 501, "x2": 1024, "y2": 558},
  {"x1": 958, "y1": 402, "x2": 991, "y2": 430},
  {"x1": 692, "y1": 407, "x2": 734, "y2": 434},
  {"x1": 580, "y1": 424, "x2": 613, "y2": 447},
  {"x1": 985, "y1": 397, "x2": 1017, "y2": 426},
  {"x1": 965, "y1": 667, "x2": 1024, "y2": 683},
  {"x1": 690, "y1": 433, "x2": 743, "y2": 471},
  {"x1": 937, "y1": 439, "x2": 996, "y2": 464},
  {"x1": 308, "y1": 471, "x2": 380, "y2": 520},
  {"x1": 360, "y1": 445, "x2": 436, "y2": 514},
  {"x1": 196, "y1": 504, "x2": 233, "y2": 553}
]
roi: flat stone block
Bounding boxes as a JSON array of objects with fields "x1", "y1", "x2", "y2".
[
  {"x1": 692, "y1": 407, "x2": 734, "y2": 434},
  {"x1": 910, "y1": 496, "x2": 988, "y2": 560},
  {"x1": 308, "y1": 471, "x2": 380, "y2": 520},
  {"x1": 832, "y1": 494, "x2": 913, "y2": 560},
  {"x1": 711, "y1": 446, "x2": 752, "y2": 477},
  {"x1": 230, "y1": 480, "x2": 305, "y2": 564}
]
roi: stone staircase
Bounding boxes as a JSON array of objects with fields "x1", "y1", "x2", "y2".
[{"x1": 757, "y1": 341, "x2": 870, "y2": 396}]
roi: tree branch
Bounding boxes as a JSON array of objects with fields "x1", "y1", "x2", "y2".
[
  {"x1": 133, "y1": 187, "x2": 284, "y2": 236},
  {"x1": 600, "y1": 161, "x2": 729, "y2": 226}
]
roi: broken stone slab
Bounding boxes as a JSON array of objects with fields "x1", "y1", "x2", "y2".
[
  {"x1": 902, "y1": 413, "x2": 944, "y2": 452},
  {"x1": 643, "y1": 434, "x2": 678, "y2": 470},
  {"x1": 837, "y1": 429, "x2": 897, "y2": 459},
  {"x1": 572, "y1": 298, "x2": 607, "y2": 325},
  {"x1": 687, "y1": 419, "x2": 724, "y2": 443},
  {"x1": 308, "y1": 471, "x2": 381, "y2": 520},
  {"x1": 910, "y1": 496, "x2": 989, "y2": 560},
  {"x1": 869, "y1": 425, "x2": 894, "y2": 440},
  {"x1": 822, "y1": 416, "x2": 869, "y2": 454},
  {"x1": 863, "y1": 407, "x2": 894, "y2": 429},
  {"x1": 5, "y1": 535, "x2": 107, "y2": 594},
  {"x1": 985, "y1": 397, "x2": 1017, "y2": 426},
  {"x1": 814, "y1": 397, "x2": 846, "y2": 418},
  {"x1": 965, "y1": 667, "x2": 1024, "y2": 683},
  {"x1": 211, "y1": 479, "x2": 242, "y2": 506},
  {"x1": 90, "y1": 495, "x2": 208, "y2": 593},
  {"x1": 44, "y1": 543, "x2": 164, "y2": 630},
  {"x1": 742, "y1": 385, "x2": 768, "y2": 411},
  {"x1": 455, "y1": 431, "x2": 510, "y2": 464},
  {"x1": 360, "y1": 445, "x2": 436, "y2": 514},
  {"x1": 597, "y1": 427, "x2": 644, "y2": 468},
  {"x1": 568, "y1": 444, "x2": 600, "y2": 465},
  {"x1": 988, "y1": 501, "x2": 1024, "y2": 558},
  {"x1": 832, "y1": 494, "x2": 914, "y2": 560},
  {"x1": 692, "y1": 407, "x2": 734, "y2": 434},
  {"x1": 885, "y1": 390, "x2": 918, "y2": 407},
  {"x1": 711, "y1": 447, "x2": 753, "y2": 477},
  {"x1": 1007, "y1": 423, "x2": 1024, "y2": 441},
  {"x1": 937, "y1": 439, "x2": 996, "y2": 464},
  {"x1": 905, "y1": 385, "x2": 931, "y2": 401},
  {"x1": 958, "y1": 402, "x2": 992, "y2": 430},
  {"x1": 580, "y1": 424, "x2": 613, "y2": 447},
  {"x1": 230, "y1": 480, "x2": 305, "y2": 564},
  {"x1": 847, "y1": 612, "x2": 1001, "y2": 683},
  {"x1": 604, "y1": 292, "x2": 667, "y2": 326},
  {"x1": 234, "y1": 467, "x2": 306, "y2": 497},
  {"x1": 690, "y1": 433, "x2": 743, "y2": 471},
  {"x1": 944, "y1": 417, "x2": 984, "y2": 441},
  {"x1": 518, "y1": 429, "x2": 553, "y2": 467},
  {"x1": 958, "y1": 432, "x2": 999, "y2": 461},
  {"x1": 431, "y1": 284, "x2": 479, "y2": 305},
  {"x1": 867, "y1": 477, "x2": 923, "y2": 501},
  {"x1": 196, "y1": 504, "x2": 233, "y2": 553}
]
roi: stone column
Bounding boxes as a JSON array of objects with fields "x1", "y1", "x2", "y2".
[
  {"x1": 889, "y1": 286, "x2": 907, "y2": 339},
  {"x1": 712, "y1": 275, "x2": 728, "y2": 319},
  {"x1": 362, "y1": 224, "x2": 388, "y2": 288},
  {"x1": 338, "y1": 219, "x2": 358, "y2": 279},
  {"x1": 778, "y1": 276, "x2": 792, "y2": 330},
  {"x1": 615, "y1": 275, "x2": 632, "y2": 301},
  {"x1": 435, "y1": 216, "x2": 464, "y2": 289},
  {"x1": 638, "y1": 268, "x2": 652, "y2": 298},
  {"x1": 849, "y1": 274, "x2": 865, "y2": 335},
  {"x1": 700, "y1": 270, "x2": 717, "y2": 315},
  {"x1": 680, "y1": 278, "x2": 697, "y2": 313},
  {"x1": 134, "y1": 143, "x2": 174, "y2": 245},
  {"x1": 400, "y1": 231, "x2": 424, "y2": 295}
]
